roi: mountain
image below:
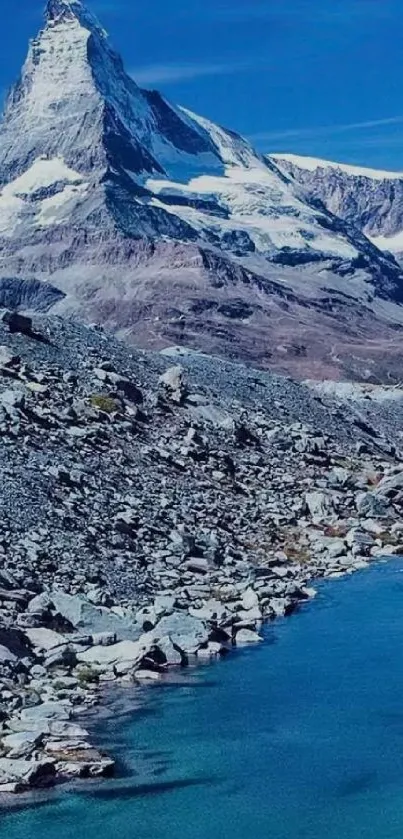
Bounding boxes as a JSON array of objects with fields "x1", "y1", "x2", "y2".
[
  {"x1": 2, "y1": 0, "x2": 403, "y2": 379},
  {"x1": 272, "y1": 154, "x2": 403, "y2": 256}
]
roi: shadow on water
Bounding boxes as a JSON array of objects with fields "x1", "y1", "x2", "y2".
[
  {"x1": 78, "y1": 775, "x2": 220, "y2": 802},
  {"x1": 336, "y1": 772, "x2": 379, "y2": 798}
]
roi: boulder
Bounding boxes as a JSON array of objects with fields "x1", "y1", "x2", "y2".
[
  {"x1": 182, "y1": 557, "x2": 209, "y2": 574},
  {"x1": 0, "y1": 628, "x2": 32, "y2": 660},
  {"x1": 0, "y1": 389, "x2": 25, "y2": 410},
  {"x1": 236, "y1": 606, "x2": 262, "y2": 623},
  {"x1": 305, "y1": 491, "x2": 333, "y2": 522},
  {"x1": 235, "y1": 629, "x2": 263, "y2": 645},
  {"x1": 153, "y1": 595, "x2": 175, "y2": 617},
  {"x1": 158, "y1": 366, "x2": 187, "y2": 404},
  {"x1": 241, "y1": 588, "x2": 259, "y2": 611},
  {"x1": 154, "y1": 613, "x2": 208, "y2": 655},
  {"x1": 1, "y1": 310, "x2": 32, "y2": 335},
  {"x1": 155, "y1": 636, "x2": 183, "y2": 666},
  {"x1": 50, "y1": 592, "x2": 141, "y2": 641},
  {"x1": 356, "y1": 492, "x2": 391, "y2": 518},
  {"x1": 1, "y1": 731, "x2": 43, "y2": 759},
  {"x1": 0, "y1": 644, "x2": 17, "y2": 664},
  {"x1": 77, "y1": 636, "x2": 153, "y2": 673},
  {"x1": 51, "y1": 748, "x2": 114, "y2": 779},
  {"x1": 27, "y1": 592, "x2": 53, "y2": 616},
  {"x1": 0, "y1": 757, "x2": 55, "y2": 789},
  {"x1": 20, "y1": 703, "x2": 71, "y2": 724},
  {"x1": 374, "y1": 471, "x2": 403, "y2": 497},
  {"x1": 25, "y1": 627, "x2": 67, "y2": 652},
  {"x1": 0, "y1": 345, "x2": 19, "y2": 369},
  {"x1": 346, "y1": 528, "x2": 375, "y2": 551},
  {"x1": 327, "y1": 539, "x2": 347, "y2": 560},
  {"x1": 188, "y1": 599, "x2": 229, "y2": 623}
]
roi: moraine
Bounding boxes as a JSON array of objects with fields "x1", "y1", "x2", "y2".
[{"x1": 3, "y1": 560, "x2": 403, "y2": 838}]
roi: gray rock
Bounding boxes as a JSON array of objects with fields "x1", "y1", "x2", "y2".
[
  {"x1": 25, "y1": 627, "x2": 67, "y2": 652},
  {"x1": 0, "y1": 389, "x2": 25, "y2": 410},
  {"x1": 305, "y1": 491, "x2": 333, "y2": 522},
  {"x1": 0, "y1": 345, "x2": 19, "y2": 369},
  {"x1": 356, "y1": 491, "x2": 391, "y2": 518},
  {"x1": 159, "y1": 366, "x2": 187, "y2": 404},
  {"x1": 1, "y1": 731, "x2": 43, "y2": 759},
  {"x1": 0, "y1": 757, "x2": 55, "y2": 788},
  {"x1": 235, "y1": 629, "x2": 263, "y2": 644},
  {"x1": 50, "y1": 593, "x2": 141, "y2": 641},
  {"x1": 241, "y1": 588, "x2": 259, "y2": 611},
  {"x1": 154, "y1": 613, "x2": 208, "y2": 655},
  {"x1": 77, "y1": 636, "x2": 153, "y2": 671},
  {"x1": 153, "y1": 595, "x2": 175, "y2": 617},
  {"x1": 0, "y1": 644, "x2": 17, "y2": 663},
  {"x1": 188, "y1": 599, "x2": 229, "y2": 623},
  {"x1": 20, "y1": 703, "x2": 71, "y2": 724},
  {"x1": 155, "y1": 636, "x2": 183, "y2": 666}
]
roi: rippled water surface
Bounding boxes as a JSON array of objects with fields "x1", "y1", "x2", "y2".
[{"x1": 3, "y1": 559, "x2": 403, "y2": 839}]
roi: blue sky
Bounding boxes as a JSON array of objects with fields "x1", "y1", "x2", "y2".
[{"x1": 2, "y1": 0, "x2": 403, "y2": 169}]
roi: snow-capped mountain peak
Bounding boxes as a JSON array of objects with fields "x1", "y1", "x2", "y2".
[
  {"x1": 1, "y1": 0, "x2": 403, "y2": 379},
  {"x1": 45, "y1": 0, "x2": 104, "y2": 31}
]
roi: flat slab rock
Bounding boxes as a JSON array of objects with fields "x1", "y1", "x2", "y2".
[
  {"x1": 20, "y1": 702, "x2": 71, "y2": 723},
  {"x1": 77, "y1": 636, "x2": 153, "y2": 670}
]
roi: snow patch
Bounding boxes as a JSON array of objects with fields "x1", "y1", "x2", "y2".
[
  {"x1": 369, "y1": 230, "x2": 403, "y2": 253},
  {"x1": 4, "y1": 157, "x2": 84, "y2": 195},
  {"x1": 0, "y1": 157, "x2": 88, "y2": 235}
]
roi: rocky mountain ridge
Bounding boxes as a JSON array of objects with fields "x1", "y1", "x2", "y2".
[
  {"x1": 272, "y1": 154, "x2": 403, "y2": 257},
  {"x1": 2, "y1": 1, "x2": 403, "y2": 378}
]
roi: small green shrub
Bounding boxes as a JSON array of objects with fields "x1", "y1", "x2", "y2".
[
  {"x1": 77, "y1": 665, "x2": 99, "y2": 686},
  {"x1": 90, "y1": 394, "x2": 120, "y2": 414},
  {"x1": 52, "y1": 681, "x2": 68, "y2": 692}
]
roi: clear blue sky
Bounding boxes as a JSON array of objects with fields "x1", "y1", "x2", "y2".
[{"x1": 2, "y1": 0, "x2": 403, "y2": 169}]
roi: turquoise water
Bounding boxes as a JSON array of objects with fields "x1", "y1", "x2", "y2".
[{"x1": 4, "y1": 560, "x2": 403, "y2": 838}]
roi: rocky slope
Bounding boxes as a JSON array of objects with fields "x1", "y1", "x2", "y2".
[
  {"x1": 2, "y1": 310, "x2": 403, "y2": 792},
  {"x1": 272, "y1": 154, "x2": 403, "y2": 256},
  {"x1": 2, "y1": 1, "x2": 403, "y2": 378}
]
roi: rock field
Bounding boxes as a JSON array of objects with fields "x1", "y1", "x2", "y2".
[{"x1": 1, "y1": 312, "x2": 403, "y2": 793}]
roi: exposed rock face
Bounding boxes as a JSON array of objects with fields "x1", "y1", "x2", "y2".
[
  {"x1": 2, "y1": 2, "x2": 403, "y2": 377},
  {"x1": 272, "y1": 154, "x2": 403, "y2": 256}
]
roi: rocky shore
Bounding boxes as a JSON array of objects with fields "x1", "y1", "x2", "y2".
[{"x1": 1, "y1": 311, "x2": 403, "y2": 794}]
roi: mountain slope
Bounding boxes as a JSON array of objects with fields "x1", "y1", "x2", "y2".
[
  {"x1": 272, "y1": 154, "x2": 403, "y2": 256},
  {"x1": 1, "y1": 0, "x2": 403, "y2": 378}
]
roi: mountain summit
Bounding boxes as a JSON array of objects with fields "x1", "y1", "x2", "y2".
[
  {"x1": 1, "y1": 1, "x2": 403, "y2": 379},
  {"x1": 46, "y1": 0, "x2": 92, "y2": 21}
]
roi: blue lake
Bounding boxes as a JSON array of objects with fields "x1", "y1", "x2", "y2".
[{"x1": 4, "y1": 559, "x2": 403, "y2": 839}]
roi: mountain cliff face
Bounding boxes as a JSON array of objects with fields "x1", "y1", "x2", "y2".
[
  {"x1": 272, "y1": 154, "x2": 403, "y2": 256},
  {"x1": 1, "y1": 0, "x2": 403, "y2": 379}
]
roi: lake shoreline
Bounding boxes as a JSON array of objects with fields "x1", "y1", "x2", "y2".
[{"x1": 0, "y1": 554, "x2": 395, "y2": 814}]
